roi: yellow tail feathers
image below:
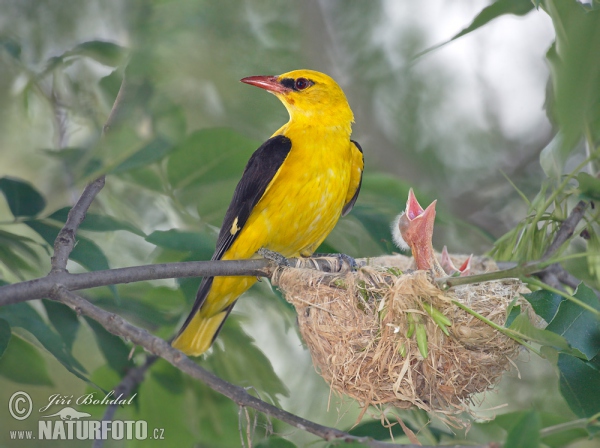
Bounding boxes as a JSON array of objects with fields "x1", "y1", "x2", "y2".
[{"x1": 172, "y1": 310, "x2": 229, "y2": 356}]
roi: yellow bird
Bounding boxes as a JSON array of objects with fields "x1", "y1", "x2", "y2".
[{"x1": 172, "y1": 69, "x2": 364, "y2": 356}]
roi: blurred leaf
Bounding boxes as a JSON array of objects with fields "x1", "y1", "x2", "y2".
[
  {"x1": 576, "y1": 172, "x2": 600, "y2": 201},
  {"x1": 417, "y1": 0, "x2": 534, "y2": 57},
  {"x1": 25, "y1": 219, "x2": 118, "y2": 299},
  {"x1": 63, "y1": 40, "x2": 127, "y2": 67},
  {"x1": 558, "y1": 353, "x2": 600, "y2": 418},
  {"x1": 0, "y1": 245, "x2": 36, "y2": 279},
  {"x1": 42, "y1": 147, "x2": 102, "y2": 179},
  {"x1": 0, "y1": 302, "x2": 90, "y2": 384},
  {"x1": 0, "y1": 318, "x2": 11, "y2": 359},
  {"x1": 522, "y1": 289, "x2": 564, "y2": 323},
  {"x1": 150, "y1": 358, "x2": 185, "y2": 395},
  {"x1": 132, "y1": 371, "x2": 196, "y2": 448},
  {"x1": 208, "y1": 318, "x2": 289, "y2": 405},
  {"x1": 48, "y1": 207, "x2": 146, "y2": 237},
  {"x1": 505, "y1": 410, "x2": 541, "y2": 448},
  {"x1": 0, "y1": 36, "x2": 21, "y2": 60},
  {"x1": 255, "y1": 437, "x2": 297, "y2": 448},
  {"x1": 112, "y1": 136, "x2": 175, "y2": 174},
  {"x1": 539, "y1": 131, "x2": 572, "y2": 179},
  {"x1": 93, "y1": 285, "x2": 185, "y2": 331},
  {"x1": 84, "y1": 317, "x2": 133, "y2": 375},
  {"x1": 0, "y1": 176, "x2": 46, "y2": 217},
  {"x1": 546, "y1": 283, "x2": 600, "y2": 360},
  {"x1": 0, "y1": 335, "x2": 53, "y2": 386},
  {"x1": 146, "y1": 229, "x2": 216, "y2": 256},
  {"x1": 351, "y1": 205, "x2": 397, "y2": 252},
  {"x1": 166, "y1": 128, "x2": 259, "y2": 190},
  {"x1": 42, "y1": 300, "x2": 80, "y2": 352},
  {"x1": 0, "y1": 229, "x2": 43, "y2": 259},
  {"x1": 544, "y1": 2, "x2": 600, "y2": 150},
  {"x1": 25, "y1": 220, "x2": 112, "y2": 273},
  {"x1": 450, "y1": 0, "x2": 534, "y2": 41}
]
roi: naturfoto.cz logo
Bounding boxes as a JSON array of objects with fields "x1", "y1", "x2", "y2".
[{"x1": 7, "y1": 391, "x2": 165, "y2": 442}]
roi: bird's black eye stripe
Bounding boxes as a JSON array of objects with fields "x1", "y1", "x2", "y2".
[
  {"x1": 280, "y1": 77, "x2": 314, "y2": 91},
  {"x1": 280, "y1": 78, "x2": 296, "y2": 90}
]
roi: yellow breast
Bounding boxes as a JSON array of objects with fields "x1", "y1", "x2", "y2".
[{"x1": 224, "y1": 124, "x2": 353, "y2": 260}]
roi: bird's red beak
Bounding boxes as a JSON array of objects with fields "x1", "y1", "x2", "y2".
[{"x1": 240, "y1": 76, "x2": 289, "y2": 94}]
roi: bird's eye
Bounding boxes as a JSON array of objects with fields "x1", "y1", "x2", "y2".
[{"x1": 295, "y1": 78, "x2": 310, "y2": 90}]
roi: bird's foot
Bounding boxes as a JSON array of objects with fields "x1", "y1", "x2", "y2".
[
  {"x1": 312, "y1": 252, "x2": 361, "y2": 271},
  {"x1": 257, "y1": 248, "x2": 291, "y2": 267}
]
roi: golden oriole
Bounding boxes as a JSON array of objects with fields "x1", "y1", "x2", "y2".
[{"x1": 172, "y1": 69, "x2": 364, "y2": 356}]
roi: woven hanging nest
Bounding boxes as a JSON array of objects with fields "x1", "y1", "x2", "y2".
[{"x1": 271, "y1": 254, "x2": 528, "y2": 426}]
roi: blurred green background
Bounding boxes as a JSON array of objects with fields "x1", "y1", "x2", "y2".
[{"x1": 0, "y1": 0, "x2": 599, "y2": 447}]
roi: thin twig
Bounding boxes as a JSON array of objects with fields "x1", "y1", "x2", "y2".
[
  {"x1": 50, "y1": 76, "x2": 130, "y2": 272},
  {"x1": 50, "y1": 176, "x2": 106, "y2": 272},
  {"x1": 541, "y1": 200, "x2": 588, "y2": 262},
  {"x1": 92, "y1": 355, "x2": 158, "y2": 448}
]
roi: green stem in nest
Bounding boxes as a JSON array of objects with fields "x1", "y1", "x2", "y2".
[
  {"x1": 524, "y1": 276, "x2": 600, "y2": 318},
  {"x1": 436, "y1": 260, "x2": 546, "y2": 290},
  {"x1": 450, "y1": 299, "x2": 542, "y2": 356}
]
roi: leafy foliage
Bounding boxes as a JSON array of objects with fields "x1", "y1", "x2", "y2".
[{"x1": 0, "y1": 1, "x2": 600, "y2": 447}]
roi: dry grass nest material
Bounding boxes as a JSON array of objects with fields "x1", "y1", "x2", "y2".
[{"x1": 271, "y1": 254, "x2": 528, "y2": 425}]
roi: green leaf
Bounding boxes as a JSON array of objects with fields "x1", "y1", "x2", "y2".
[
  {"x1": 0, "y1": 335, "x2": 53, "y2": 386},
  {"x1": 0, "y1": 302, "x2": 90, "y2": 383},
  {"x1": 111, "y1": 136, "x2": 175, "y2": 174},
  {"x1": 539, "y1": 131, "x2": 573, "y2": 179},
  {"x1": 42, "y1": 300, "x2": 80, "y2": 352},
  {"x1": 166, "y1": 128, "x2": 259, "y2": 190},
  {"x1": 255, "y1": 437, "x2": 297, "y2": 448},
  {"x1": 0, "y1": 318, "x2": 12, "y2": 359},
  {"x1": 150, "y1": 358, "x2": 185, "y2": 395},
  {"x1": 42, "y1": 147, "x2": 102, "y2": 179},
  {"x1": 0, "y1": 176, "x2": 46, "y2": 217},
  {"x1": 504, "y1": 410, "x2": 541, "y2": 448},
  {"x1": 207, "y1": 318, "x2": 289, "y2": 404},
  {"x1": 522, "y1": 289, "x2": 564, "y2": 323},
  {"x1": 450, "y1": 0, "x2": 534, "y2": 41},
  {"x1": 146, "y1": 229, "x2": 216, "y2": 257},
  {"x1": 0, "y1": 244, "x2": 36, "y2": 279},
  {"x1": 48, "y1": 207, "x2": 146, "y2": 237},
  {"x1": 24, "y1": 220, "x2": 117, "y2": 300},
  {"x1": 416, "y1": 0, "x2": 534, "y2": 57},
  {"x1": 64, "y1": 40, "x2": 127, "y2": 67},
  {"x1": 133, "y1": 370, "x2": 197, "y2": 448},
  {"x1": 558, "y1": 353, "x2": 600, "y2": 418},
  {"x1": 507, "y1": 313, "x2": 573, "y2": 354},
  {"x1": 0, "y1": 36, "x2": 21, "y2": 60},
  {"x1": 576, "y1": 172, "x2": 600, "y2": 201},
  {"x1": 545, "y1": 1, "x2": 600, "y2": 149},
  {"x1": 84, "y1": 317, "x2": 133, "y2": 375},
  {"x1": 25, "y1": 220, "x2": 112, "y2": 272},
  {"x1": 546, "y1": 283, "x2": 600, "y2": 360},
  {"x1": 505, "y1": 304, "x2": 521, "y2": 327}
]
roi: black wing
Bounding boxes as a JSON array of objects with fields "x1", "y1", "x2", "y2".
[
  {"x1": 342, "y1": 140, "x2": 364, "y2": 217},
  {"x1": 213, "y1": 134, "x2": 292, "y2": 261},
  {"x1": 176, "y1": 135, "x2": 292, "y2": 337}
]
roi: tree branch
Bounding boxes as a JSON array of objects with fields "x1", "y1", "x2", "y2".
[
  {"x1": 49, "y1": 287, "x2": 491, "y2": 448},
  {"x1": 0, "y1": 256, "x2": 352, "y2": 306},
  {"x1": 51, "y1": 176, "x2": 106, "y2": 272}
]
